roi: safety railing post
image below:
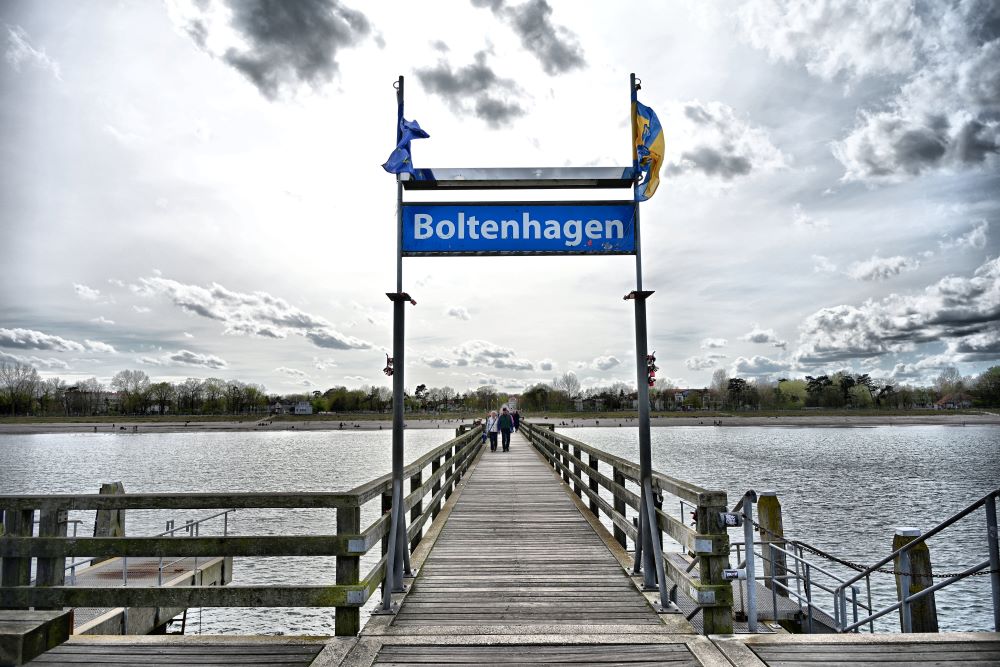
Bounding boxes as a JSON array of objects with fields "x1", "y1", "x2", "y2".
[
  {"x1": 742, "y1": 491, "x2": 758, "y2": 632},
  {"x1": 587, "y1": 453, "x2": 599, "y2": 517},
  {"x1": 697, "y1": 491, "x2": 733, "y2": 634},
  {"x1": 36, "y1": 508, "x2": 67, "y2": 608},
  {"x1": 986, "y1": 494, "x2": 1000, "y2": 631},
  {"x1": 410, "y1": 469, "x2": 423, "y2": 552},
  {"x1": 336, "y1": 504, "x2": 361, "y2": 636},
  {"x1": 572, "y1": 445, "x2": 582, "y2": 498},
  {"x1": 431, "y1": 457, "x2": 442, "y2": 519},
  {"x1": 613, "y1": 467, "x2": 627, "y2": 548}
]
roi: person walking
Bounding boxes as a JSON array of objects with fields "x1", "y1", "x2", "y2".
[
  {"x1": 498, "y1": 407, "x2": 514, "y2": 452},
  {"x1": 512, "y1": 410, "x2": 520, "y2": 432},
  {"x1": 486, "y1": 410, "x2": 499, "y2": 452}
]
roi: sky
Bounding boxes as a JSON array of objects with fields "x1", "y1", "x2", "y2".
[{"x1": 1, "y1": 0, "x2": 998, "y2": 396}]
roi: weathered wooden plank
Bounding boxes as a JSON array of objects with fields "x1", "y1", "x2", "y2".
[
  {"x1": 0, "y1": 584, "x2": 367, "y2": 608},
  {"x1": 0, "y1": 534, "x2": 354, "y2": 558}
]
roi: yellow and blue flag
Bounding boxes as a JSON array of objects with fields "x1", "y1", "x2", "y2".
[
  {"x1": 382, "y1": 118, "x2": 430, "y2": 174},
  {"x1": 633, "y1": 100, "x2": 664, "y2": 201}
]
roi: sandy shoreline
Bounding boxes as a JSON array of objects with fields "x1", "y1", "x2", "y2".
[{"x1": 0, "y1": 413, "x2": 996, "y2": 435}]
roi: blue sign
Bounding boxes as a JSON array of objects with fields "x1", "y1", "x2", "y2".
[{"x1": 401, "y1": 202, "x2": 637, "y2": 256}]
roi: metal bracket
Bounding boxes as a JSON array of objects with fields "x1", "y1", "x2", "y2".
[
  {"x1": 371, "y1": 602, "x2": 399, "y2": 615},
  {"x1": 386, "y1": 292, "x2": 417, "y2": 305},
  {"x1": 623, "y1": 290, "x2": 654, "y2": 301}
]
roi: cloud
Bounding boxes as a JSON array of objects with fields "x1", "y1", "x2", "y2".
[
  {"x1": 133, "y1": 305, "x2": 152, "y2": 314},
  {"x1": 663, "y1": 101, "x2": 787, "y2": 181},
  {"x1": 140, "y1": 349, "x2": 228, "y2": 369},
  {"x1": 741, "y1": 0, "x2": 1000, "y2": 181},
  {"x1": 0, "y1": 350, "x2": 70, "y2": 370},
  {"x1": 538, "y1": 358, "x2": 554, "y2": 371},
  {"x1": 131, "y1": 275, "x2": 371, "y2": 351},
  {"x1": 685, "y1": 354, "x2": 726, "y2": 371},
  {"x1": 0, "y1": 328, "x2": 85, "y2": 352},
  {"x1": 4, "y1": 24, "x2": 61, "y2": 80},
  {"x1": 446, "y1": 306, "x2": 471, "y2": 321},
  {"x1": 940, "y1": 220, "x2": 989, "y2": 251},
  {"x1": 275, "y1": 366, "x2": 308, "y2": 378},
  {"x1": 738, "y1": 1, "x2": 923, "y2": 82},
  {"x1": 701, "y1": 338, "x2": 727, "y2": 349},
  {"x1": 416, "y1": 50, "x2": 526, "y2": 127},
  {"x1": 183, "y1": 332, "x2": 195, "y2": 338},
  {"x1": 421, "y1": 339, "x2": 534, "y2": 370},
  {"x1": 312, "y1": 357, "x2": 336, "y2": 370},
  {"x1": 84, "y1": 340, "x2": 117, "y2": 354},
  {"x1": 741, "y1": 324, "x2": 783, "y2": 345},
  {"x1": 847, "y1": 254, "x2": 919, "y2": 282},
  {"x1": 90, "y1": 316, "x2": 115, "y2": 326},
  {"x1": 471, "y1": 0, "x2": 585, "y2": 75},
  {"x1": 74, "y1": 284, "x2": 103, "y2": 301},
  {"x1": 794, "y1": 255, "x2": 1000, "y2": 366},
  {"x1": 169, "y1": 0, "x2": 371, "y2": 100},
  {"x1": 792, "y1": 204, "x2": 829, "y2": 232},
  {"x1": 813, "y1": 255, "x2": 838, "y2": 274},
  {"x1": 344, "y1": 375, "x2": 366, "y2": 382},
  {"x1": 591, "y1": 355, "x2": 621, "y2": 371},
  {"x1": 731, "y1": 355, "x2": 792, "y2": 376}
]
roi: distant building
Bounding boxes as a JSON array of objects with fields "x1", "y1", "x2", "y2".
[
  {"x1": 294, "y1": 401, "x2": 313, "y2": 415},
  {"x1": 935, "y1": 393, "x2": 972, "y2": 409}
]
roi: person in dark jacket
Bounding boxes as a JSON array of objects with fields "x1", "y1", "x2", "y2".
[
  {"x1": 512, "y1": 410, "x2": 520, "y2": 431},
  {"x1": 498, "y1": 407, "x2": 514, "y2": 451}
]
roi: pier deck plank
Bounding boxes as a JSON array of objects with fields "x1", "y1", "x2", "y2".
[{"x1": 389, "y1": 430, "x2": 665, "y2": 630}]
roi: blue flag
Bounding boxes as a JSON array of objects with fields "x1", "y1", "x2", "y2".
[
  {"x1": 633, "y1": 101, "x2": 664, "y2": 201},
  {"x1": 382, "y1": 118, "x2": 430, "y2": 174}
]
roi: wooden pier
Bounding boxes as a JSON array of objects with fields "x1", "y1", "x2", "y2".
[{"x1": 3, "y1": 424, "x2": 998, "y2": 666}]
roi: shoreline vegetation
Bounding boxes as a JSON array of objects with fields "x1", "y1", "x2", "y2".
[{"x1": 0, "y1": 411, "x2": 996, "y2": 435}]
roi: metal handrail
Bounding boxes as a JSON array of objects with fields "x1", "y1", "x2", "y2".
[{"x1": 834, "y1": 488, "x2": 999, "y2": 633}]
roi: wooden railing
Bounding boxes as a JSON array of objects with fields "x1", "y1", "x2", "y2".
[
  {"x1": 521, "y1": 421, "x2": 733, "y2": 634},
  {"x1": 0, "y1": 426, "x2": 483, "y2": 636}
]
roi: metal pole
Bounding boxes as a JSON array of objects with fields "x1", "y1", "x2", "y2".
[
  {"x1": 382, "y1": 75, "x2": 409, "y2": 611},
  {"x1": 986, "y1": 494, "x2": 1000, "y2": 631},
  {"x1": 629, "y1": 72, "x2": 665, "y2": 608},
  {"x1": 742, "y1": 491, "x2": 758, "y2": 632}
]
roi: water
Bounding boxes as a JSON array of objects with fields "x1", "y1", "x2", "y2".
[
  {"x1": 567, "y1": 425, "x2": 999, "y2": 633},
  {"x1": 0, "y1": 425, "x2": 997, "y2": 634}
]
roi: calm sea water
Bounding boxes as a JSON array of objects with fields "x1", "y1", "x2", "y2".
[{"x1": 0, "y1": 425, "x2": 996, "y2": 634}]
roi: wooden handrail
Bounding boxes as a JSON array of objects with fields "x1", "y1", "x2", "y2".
[
  {"x1": 521, "y1": 420, "x2": 732, "y2": 634},
  {"x1": 0, "y1": 426, "x2": 484, "y2": 637}
]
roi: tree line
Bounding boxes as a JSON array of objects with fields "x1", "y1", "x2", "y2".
[{"x1": 1, "y1": 360, "x2": 998, "y2": 417}]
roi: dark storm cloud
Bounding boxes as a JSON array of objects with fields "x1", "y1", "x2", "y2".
[
  {"x1": 178, "y1": 0, "x2": 371, "y2": 100},
  {"x1": 673, "y1": 147, "x2": 752, "y2": 180},
  {"x1": 794, "y1": 256, "x2": 1000, "y2": 367},
  {"x1": 665, "y1": 101, "x2": 785, "y2": 180},
  {"x1": 416, "y1": 51, "x2": 526, "y2": 127},
  {"x1": 471, "y1": 0, "x2": 585, "y2": 75}
]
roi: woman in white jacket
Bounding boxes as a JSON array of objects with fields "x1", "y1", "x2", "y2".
[{"x1": 486, "y1": 410, "x2": 499, "y2": 452}]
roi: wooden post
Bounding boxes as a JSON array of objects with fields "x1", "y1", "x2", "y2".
[
  {"x1": 431, "y1": 457, "x2": 442, "y2": 519},
  {"x1": 572, "y1": 445, "x2": 582, "y2": 497},
  {"x1": 335, "y1": 505, "x2": 361, "y2": 636},
  {"x1": 894, "y1": 527, "x2": 938, "y2": 633},
  {"x1": 561, "y1": 443, "x2": 570, "y2": 484},
  {"x1": 444, "y1": 446, "x2": 454, "y2": 500},
  {"x1": 93, "y1": 481, "x2": 125, "y2": 565},
  {"x1": 587, "y1": 454, "x2": 599, "y2": 517},
  {"x1": 409, "y1": 470, "x2": 422, "y2": 551},
  {"x1": 36, "y1": 509, "x2": 68, "y2": 609},
  {"x1": 613, "y1": 467, "x2": 627, "y2": 548},
  {"x1": 757, "y1": 491, "x2": 787, "y2": 597},
  {"x1": 1, "y1": 508, "x2": 34, "y2": 604},
  {"x1": 697, "y1": 492, "x2": 733, "y2": 635}
]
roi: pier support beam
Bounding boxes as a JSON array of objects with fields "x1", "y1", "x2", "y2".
[
  {"x1": 894, "y1": 527, "x2": 938, "y2": 633},
  {"x1": 758, "y1": 491, "x2": 787, "y2": 598}
]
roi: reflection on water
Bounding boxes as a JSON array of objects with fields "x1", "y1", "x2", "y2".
[{"x1": 1, "y1": 425, "x2": 996, "y2": 633}]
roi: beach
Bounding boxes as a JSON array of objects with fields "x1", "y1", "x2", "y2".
[{"x1": 0, "y1": 413, "x2": 996, "y2": 435}]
